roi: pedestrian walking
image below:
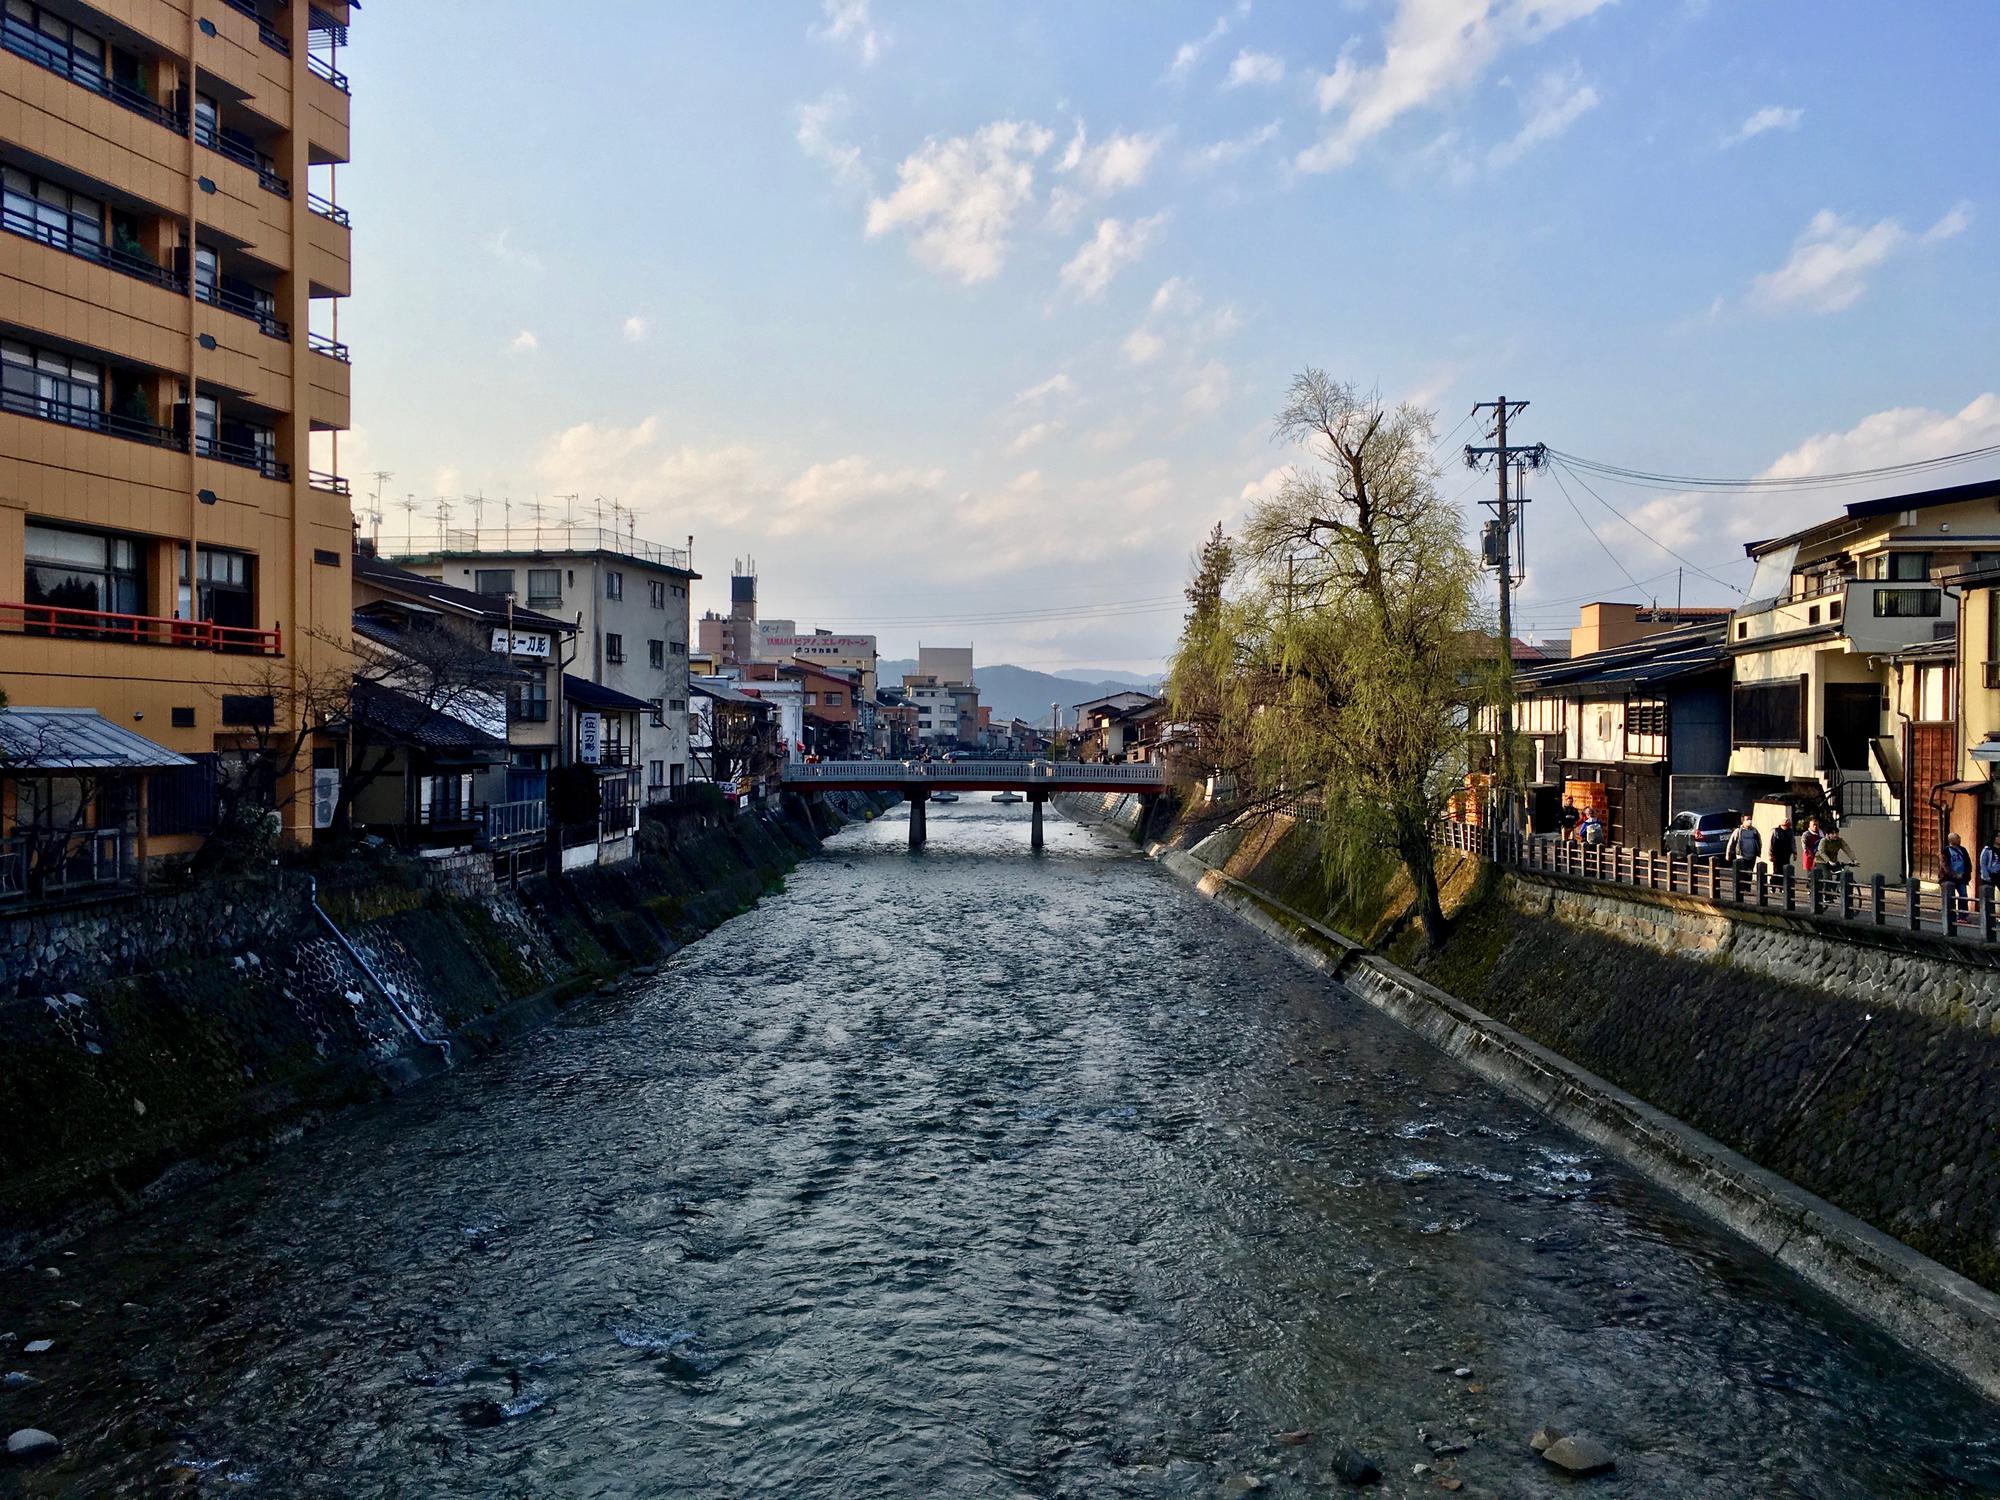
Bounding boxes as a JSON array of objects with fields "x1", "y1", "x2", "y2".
[
  {"x1": 1981, "y1": 831, "x2": 2000, "y2": 899},
  {"x1": 1578, "y1": 808, "x2": 1605, "y2": 847},
  {"x1": 1802, "y1": 816, "x2": 1824, "y2": 873},
  {"x1": 1769, "y1": 816, "x2": 1796, "y2": 875},
  {"x1": 1941, "y1": 832, "x2": 1973, "y2": 918},
  {"x1": 1560, "y1": 798, "x2": 1580, "y2": 843},
  {"x1": 1723, "y1": 813, "x2": 1762, "y2": 872}
]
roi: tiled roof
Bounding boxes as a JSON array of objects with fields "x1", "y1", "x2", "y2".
[{"x1": 0, "y1": 708, "x2": 195, "y2": 771}]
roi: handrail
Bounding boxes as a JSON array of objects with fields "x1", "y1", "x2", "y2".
[
  {"x1": 0, "y1": 382, "x2": 183, "y2": 449},
  {"x1": 0, "y1": 202, "x2": 185, "y2": 290},
  {"x1": 307, "y1": 191, "x2": 351, "y2": 227},
  {"x1": 309, "y1": 468, "x2": 351, "y2": 495},
  {"x1": 780, "y1": 758, "x2": 1164, "y2": 784},
  {"x1": 197, "y1": 278, "x2": 289, "y2": 339},
  {"x1": 0, "y1": 600, "x2": 281, "y2": 654},
  {"x1": 306, "y1": 49, "x2": 349, "y2": 92},
  {"x1": 307, "y1": 330, "x2": 350, "y2": 362},
  {"x1": 194, "y1": 120, "x2": 290, "y2": 196},
  {"x1": 306, "y1": 875, "x2": 452, "y2": 1066},
  {"x1": 195, "y1": 432, "x2": 289, "y2": 481},
  {"x1": 1, "y1": 18, "x2": 186, "y2": 133}
]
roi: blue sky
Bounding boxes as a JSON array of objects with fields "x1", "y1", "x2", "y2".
[{"x1": 324, "y1": 1, "x2": 1998, "y2": 670}]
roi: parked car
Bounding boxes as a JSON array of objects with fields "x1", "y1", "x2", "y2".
[{"x1": 1663, "y1": 809, "x2": 1739, "y2": 859}]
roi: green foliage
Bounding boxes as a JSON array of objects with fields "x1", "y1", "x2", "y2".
[{"x1": 1168, "y1": 369, "x2": 1489, "y2": 944}]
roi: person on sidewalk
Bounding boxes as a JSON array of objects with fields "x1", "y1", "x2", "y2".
[
  {"x1": 1723, "y1": 814, "x2": 1761, "y2": 872},
  {"x1": 1769, "y1": 816, "x2": 1796, "y2": 876},
  {"x1": 1578, "y1": 808, "x2": 1605, "y2": 847},
  {"x1": 1802, "y1": 816, "x2": 1825, "y2": 873},
  {"x1": 1981, "y1": 831, "x2": 2000, "y2": 902},
  {"x1": 1560, "y1": 799, "x2": 1580, "y2": 843},
  {"x1": 1941, "y1": 832, "x2": 1973, "y2": 918},
  {"x1": 1816, "y1": 824, "x2": 1854, "y2": 874}
]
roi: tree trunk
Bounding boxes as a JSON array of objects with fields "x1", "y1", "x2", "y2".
[{"x1": 1400, "y1": 832, "x2": 1450, "y2": 949}]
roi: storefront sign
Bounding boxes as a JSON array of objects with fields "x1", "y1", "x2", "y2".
[
  {"x1": 490, "y1": 629, "x2": 552, "y2": 659},
  {"x1": 577, "y1": 711, "x2": 602, "y2": 765}
]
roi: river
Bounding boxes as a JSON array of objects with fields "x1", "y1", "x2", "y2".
[{"x1": 1, "y1": 800, "x2": 1995, "y2": 1497}]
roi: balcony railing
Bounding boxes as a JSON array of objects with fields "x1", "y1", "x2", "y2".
[
  {"x1": 0, "y1": 382, "x2": 183, "y2": 449},
  {"x1": 0, "y1": 600, "x2": 282, "y2": 654},
  {"x1": 307, "y1": 191, "x2": 351, "y2": 227},
  {"x1": 309, "y1": 468, "x2": 351, "y2": 495},
  {"x1": 194, "y1": 120, "x2": 290, "y2": 196},
  {"x1": 197, "y1": 279, "x2": 289, "y2": 340},
  {"x1": 1, "y1": 202, "x2": 186, "y2": 291},
  {"x1": 307, "y1": 50, "x2": 349, "y2": 93},
  {"x1": 195, "y1": 432, "x2": 289, "y2": 481},
  {"x1": 0, "y1": 829, "x2": 130, "y2": 906},
  {"x1": 379, "y1": 525, "x2": 693, "y2": 573},
  {"x1": 307, "y1": 329, "x2": 350, "y2": 362},
  {"x1": 1, "y1": 18, "x2": 186, "y2": 134},
  {"x1": 480, "y1": 799, "x2": 547, "y2": 847},
  {"x1": 219, "y1": 0, "x2": 293, "y2": 55}
]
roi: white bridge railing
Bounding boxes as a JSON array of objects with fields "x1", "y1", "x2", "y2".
[{"x1": 780, "y1": 759, "x2": 1163, "y2": 786}]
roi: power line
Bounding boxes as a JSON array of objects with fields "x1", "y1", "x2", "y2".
[
  {"x1": 1548, "y1": 464, "x2": 1644, "y2": 592},
  {"x1": 1550, "y1": 443, "x2": 2000, "y2": 493},
  {"x1": 1552, "y1": 457, "x2": 1741, "y2": 589}
]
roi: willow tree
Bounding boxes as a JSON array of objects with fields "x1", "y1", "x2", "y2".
[{"x1": 1172, "y1": 370, "x2": 1485, "y2": 946}]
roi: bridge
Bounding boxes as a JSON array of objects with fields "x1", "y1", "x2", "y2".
[{"x1": 779, "y1": 759, "x2": 1168, "y2": 848}]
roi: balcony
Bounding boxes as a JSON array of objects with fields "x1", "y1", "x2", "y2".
[
  {"x1": 196, "y1": 431, "x2": 289, "y2": 481},
  {"x1": 307, "y1": 50, "x2": 349, "y2": 93},
  {"x1": 1, "y1": 203, "x2": 184, "y2": 292},
  {"x1": 1, "y1": 16, "x2": 185, "y2": 135},
  {"x1": 309, "y1": 469, "x2": 351, "y2": 495},
  {"x1": 197, "y1": 279, "x2": 289, "y2": 340},
  {"x1": 479, "y1": 798, "x2": 547, "y2": 848},
  {"x1": 307, "y1": 191, "x2": 351, "y2": 227},
  {"x1": 194, "y1": 120, "x2": 290, "y2": 197},
  {"x1": 222, "y1": 0, "x2": 292, "y2": 55},
  {"x1": 1, "y1": 383, "x2": 182, "y2": 450},
  {"x1": 307, "y1": 329, "x2": 350, "y2": 362},
  {"x1": 0, "y1": 601, "x2": 281, "y2": 655},
  {"x1": 1730, "y1": 579, "x2": 1955, "y2": 657}
]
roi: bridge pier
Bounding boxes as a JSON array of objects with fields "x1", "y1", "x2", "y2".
[
  {"x1": 908, "y1": 791, "x2": 927, "y2": 849},
  {"x1": 1030, "y1": 791, "x2": 1046, "y2": 851}
]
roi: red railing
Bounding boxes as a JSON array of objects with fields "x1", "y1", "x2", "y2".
[{"x1": 0, "y1": 602, "x2": 282, "y2": 655}]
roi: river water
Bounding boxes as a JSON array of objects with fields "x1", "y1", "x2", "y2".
[{"x1": 1, "y1": 801, "x2": 1995, "y2": 1498}]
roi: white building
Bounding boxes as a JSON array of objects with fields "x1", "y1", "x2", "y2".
[{"x1": 389, "y1": 528, "x2": 700, "y2": 803}]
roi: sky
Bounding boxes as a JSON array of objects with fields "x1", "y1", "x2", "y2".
[{"x1": 318, "y1": 1, "x2": 2000, "y2": 672}]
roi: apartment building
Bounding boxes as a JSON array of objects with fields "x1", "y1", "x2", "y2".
[
  {"x1": 0, "y1": 0, "x2": 356, "y2": 848},
  {"x1": 388, "y1": 528, "x2": 699, "y2": 804}
]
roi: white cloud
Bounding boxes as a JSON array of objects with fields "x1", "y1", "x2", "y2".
[
  {"x1": 1225, "y1": 49, "x2": 1285, "y2": 88},
  {"x1": 483, "y1": 229, "x2": 541, "y2": 274},
  {"x1": 866, "y1": 120, "x2": 1056, "y2": 283},
  {"x1": 1722, "y1": 104, "x2": 1802, "y2": 147},
  {"x1": 1182, "y1": 360, "x2": 1231, "y2": 416},
  {"x1": 508, "y1": 330, "x2": 539, "y2": 354},
  {"x1": 1057, "y1": 126, "x2": 1169, "y2": 196},
  {"x1": 1187, "y1": 120, "x2": 1280, "y2": 169},
  {"x1": 1013, "y1": 373, "x2": 1075, "y2": 406},
  {"x1": 814, "y1": 0, "x2": 885, "y2": 64},
  {"x1": 1296, "y1": 0, "x2": 1614, "y2": 174},
  {"x1": 797, "y1": 92, "x2": 869, "y2": 187},
  {"x1": 1164, "y1": 6, "x2": 1245, "y2": 82},
  {"x1": 1009, "y1": 420, "x2": 1064, "y2": 454},
  {"x1": 783, "y1": 455, "x2": 943, "y2": 525},
  {"x1": 1629, "y1": 394, "x2": 2000, "y2": 554},
  {"x1": 1122, "y1": 327, "x2": 1166, "y2": 365},
  {"x1": 1488, "y1": 62, "x2": 1599, "y2": 168},
  {"x1": 621, "y1": 316, "x2": 648, "y2": 343},
  {"x1": 1239, "y1": 465, "x2": 1290, "y2": 503},
  {"x1": 1749, "y1": 202, "x2": 1972, "y2": 315},
  {"x1": 1059, "y1": 215, "x2": 1167, "y2": 300},
  {"x1": 1151, "y1": 276, "x2": 1202, "y2": 316}
]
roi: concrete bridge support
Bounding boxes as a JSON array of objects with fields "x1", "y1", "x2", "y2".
[
  {"x1": 908, "y1": 792, "x2": 927, "y2": 849},
  {"x1": 1030, "y1": 792, "x2": 1047, "y2": 851}
]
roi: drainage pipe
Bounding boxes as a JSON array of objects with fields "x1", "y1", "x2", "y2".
[{"x1": 305, "y1": 875, "x2": 453, "y2": 1067}]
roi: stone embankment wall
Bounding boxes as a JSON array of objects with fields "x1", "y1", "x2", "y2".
[{"x1": 0, "y1": 791, "x2": 890, "y2": 1261}]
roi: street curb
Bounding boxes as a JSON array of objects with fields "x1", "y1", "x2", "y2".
[{"x1": 1151, "y1": 841, "x2": 2000, "y2": 1404}]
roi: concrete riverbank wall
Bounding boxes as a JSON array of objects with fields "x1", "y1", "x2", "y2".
[
  {"x1": 0, "y1": 791, "x2": 891, "y2": 1262},
  {"x1": 1056, "y1": 790, "x2": 2000, "y2": 1398}
]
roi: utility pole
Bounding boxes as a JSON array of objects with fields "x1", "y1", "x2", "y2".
[{"x1": 1465, "y1": 398, "x2": 1546, "y2": 838}]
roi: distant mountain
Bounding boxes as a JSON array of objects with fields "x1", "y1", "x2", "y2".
[{"x1": 878, "y1": 660, "x2": 1161, "y2": 726}]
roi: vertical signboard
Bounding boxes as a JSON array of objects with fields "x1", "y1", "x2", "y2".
[{"x1": 578, "y1": 711, "x2": 602, "y2": 765}]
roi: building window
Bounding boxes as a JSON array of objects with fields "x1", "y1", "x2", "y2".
[
  {"x1": 648, "y1": 639, "x2": 665, "y2": 669},
  {"x1": 647, "y1": 759, "x2": 664, "y2": 788},
  {"x1": 804, "y1": 692, "x2": 818, "y2": 706},
  {"x1": 177, "y1": 544, "x2": 254, "y2": 630},
  {"x1": 2, "y1": 338, "x2": 101, "y2": 425},
  {"x1": 605, "y1": 570, "x2": 623, "y2": 600},
  {"x1": 605, "y1": 633, "x2": 625, "y2": 663},
  {"x1": 527, "y1": 568, "x2": 561, "y2": 607},
  {"x1": 1872, "y1": 587, "x2": 1941, "y2": 619},
  {"x1": 2, "y1": 165, "x2": 101, "y2": 254},
  {"x1": 25, "y1": 521, "x2": 142, "y2": 619},
  {"x1": 826, "y1": 691, "x2": 843, "y2": 707},
  {"x1": 508, "y1": 675, "x2": 549, "y2": 723},
  {"x1": 221, "y1": 693, "x2": 274, "y2": 727},
  {"x1": 4, "y1": 4, "x2": 106, "y2": 89},
  {"x1": 670, "y1": 640, "x2": 686, "y2": 656},
  {"x1": 668, "y1": 697, "x2": 686, "y2": 712},
  {"x1": 648, "y1": 579, "x2": 666, "y2": 608},
  {"x1": 474, "y1": 568, "x2": 515, "y2": 597},
  {"x1": 1732, "y1": 679, "x2": 1805, "y2": 748}
]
